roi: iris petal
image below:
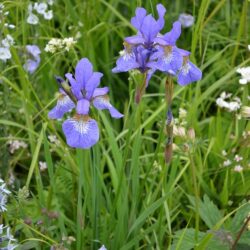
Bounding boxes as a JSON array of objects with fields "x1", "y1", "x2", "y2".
[
  {"x1": 93, "y1": 96, "x2": 123, "y2": 118},
  {"x1": 48, "y1": 95, "x2": 75, "y2": 119},
  {"x1": 62, "y1": 116, "x2": 99, "y2": 149}
]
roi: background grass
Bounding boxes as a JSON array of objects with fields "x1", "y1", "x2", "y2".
[{"x1": 0, "y1": 0, "x2": 249, "y2": 249}]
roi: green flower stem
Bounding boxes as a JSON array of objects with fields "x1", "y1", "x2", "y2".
[{"x1": 165, "y1": 76, "x2": 174, "y2": 164}]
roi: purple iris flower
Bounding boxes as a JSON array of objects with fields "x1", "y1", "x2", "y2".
[
  {"x1": 151, "y1": 21, "x2": 183, "y2": 74},
  {"x1": 176, "y1": 49, "x2": 202, "y2": 86},
  {"x1": 112, "y1": 4, "x2": 167, "y2": 94},
  {"x1": 125, "y1": 4, "x2": 166, "y2": 48},
  {"x1": 23, "y1": 45, "x2": 41, "y2": 74},
  {"x1": 49, "y1": 58, "x2": 123, "y2": 149}
]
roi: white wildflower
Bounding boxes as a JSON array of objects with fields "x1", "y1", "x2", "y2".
[
  {"x1": 98, "y1": 245, "x2": 107, "y2": 250},
  {"x1": 44, "y1": 38, "x2": 63, "y2": 53},
  {"x1": 216, "y1": 92, "x2": 241, "y2": 112},
  {"x1": 45, "y1": 37, "x2": 76, "y2": 53},
  {"x1": 0, "y1": 179, "x2": 11, "y2": 212},
  {"x1": 248, "y1": 45, "x2": 250, "y2": 51},
  {"x1": 222, "y1": 150, "x2": 227, "y2": 156},
  {"x1": 48, "y1": 135, "x2": 60, "y2": 145},
  {"x1": 241, "y1": 106, "x2": 250, "y2": 118},
  {"x1": 8, "y1": 24, "x2": 15, "y2": 29},
  {"x1": 0, "y1": 47, "x2": 11, "y2": 61},
  {"x1": 28, "y1": 3, "x2": 33, "y2": 13},
  {"x1": 34, "y1": 3, "x2": 48, "y2": 15},
  {"x1": 227, "y1": 101, "x2": 241, "y2": 112},
  {"x1": 179, "y1": 108, "x2": 187, "y2": 119},
  {"x1": 43, "y1": 10, "x2": 53, "y2": 20},
  {"x1": 63, "y1": 37, "x2": 77, "y2": 51},
  {"x1": 7, "y1": 139, "x2": 28, "y2": 154},
  {"x1": 236, "y1": 67, "x2": 250, "y2": 85},
  {"x1": 223, "y1": 159, "x2": 232, "y2": 167},
  {"x1": 234, "y1": 165, "x2": 243, "y2": 172},
  {"x1": 27, "y1": 13, "x2": 39, "y2": 25},
  {"x1": 39, "y1": 161, "x2": 47, "y2": 172},
  {"x1": 47, "y1": 0, "x2": 54, "y2": 6},
  {"x1": 178, "y1": 13, "x2": 194, "y2": 28},
  {"x1": 234, "y1": 155, "x2": 243, "y2": 162},
  {"x1": 2, "y1": 35, "x2": 14, "y2": 48}
]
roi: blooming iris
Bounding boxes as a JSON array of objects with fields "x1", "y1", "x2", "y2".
[
  {"x1": 112, "y1": 4, "x2": 202, "y2": 98},
  {"x1": 49, "y1": 58, "x2": 123, "y2": 149}
]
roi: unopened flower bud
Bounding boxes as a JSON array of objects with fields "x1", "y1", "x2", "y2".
[{"x1": 187, "y1": 128, "x2": 195, "y2": 140}]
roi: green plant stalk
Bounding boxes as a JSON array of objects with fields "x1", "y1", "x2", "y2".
[
  {"x1": 189, "y1": 150, "x2": 200, "y2": 241},
  {"x1": 165, "y1": 76, "x2": 174, "y2": 164},
  {"x1": 91, "y1": 145, "x2": 101, "y2": 250}
]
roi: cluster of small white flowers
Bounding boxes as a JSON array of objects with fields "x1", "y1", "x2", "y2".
[
  {"x1": 0, "y1": 179, "x2": 18, "y2": 249},
  {"x1": 0, "y1": 225, "x2": 18, "y2": 250},
  {"x1": 222, "y1": 151, "x2": 244, "y2": 173},
  {"x1": 0, "y1": 4, "x2": 16, "y2": 29},
  {"x1": 7, "y1": 139, "x2": 28, "y2": 154},
  {"x1": 236, "y1": 67, "x2": 250, "y2": 85},
  {"x1": 39, "y1": 161, "x2": 47, "y2": 172},
  {"x1": 48, "y1": 135, "x2": 60, "y2": 145},
  {"x1": 216, "y1": 92, "x2": 241, "y2": 112},
  {"x1": 0, "y1": 179, "x2": 11, "y2": 212},
  {"x1": 27, "y1": 1, "x2": 54, "y2": 25},
  {"x1": 44, "y1": 37, "x2": 77, "y2": 53},
  {"x1": 0, "y1": 34, "x2": 14, "y2": 62}
]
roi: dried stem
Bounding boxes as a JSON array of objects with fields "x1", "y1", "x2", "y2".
[{"x1": 231, "y1": 216, "x2": 250, "y2": 250}]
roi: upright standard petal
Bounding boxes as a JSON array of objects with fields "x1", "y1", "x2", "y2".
[
  {"x1": 163, "y1": 21, "x2": 181, "y2": 46},
  {"x1": 48, "y1": 94, "x2": 75, "y2": 119},
  {"x1": 93, "y1": 96, "x2": 123, "y2": 119},
  {"x1": 177, "y1": 61, "x2": 202, "y2": 86},
  {"x1": 85, "y1": 72, "x2": 103, "y2": 100},
  {"x1": 140, "y1": 15, "x2": 159, "y2": 46},
  {"x1": 75, "y1": 58, "x2": 93, "y2": 89},
  {"x1": 62, "y1": 115, "x2": 99, "y2": 149},
  {"x1": 131, "y1": 7, "x2": 147, "y2": 30},
  {"x1": 156, "y1": 4, "x2": 166, "y2": 30}
]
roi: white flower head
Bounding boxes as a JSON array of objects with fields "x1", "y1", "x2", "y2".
[
  {"x1": 234, "y1": 154, "x2": 243, "y2": 162},
  {"x1": 2, "y1": 35, "x2": 14, "y2": 48},
  {"x1": 63, "y1": 37, "x2": 77, "y2": 51},
  {"x1": 234, "y1": 165, "x2": 243, "y2": 172},
  {"x1": 27, "y1": 13, "x2": 39, "y2": 25},
  {"x1": 34, "y1": 3, "x2": 48, "y2": 15},
  {"x1": 179, "y1": 108, "x2": 187, "y2": 119},
  {"x1": 47, "y1": 0, "x2": 54, "y2": 5},
  {"x1": 43, "y1": 10, "x2": 53, "y2": 20},
  {"x1": 39, "y1": 161, "x2": 47, "y2": 172},
  {"x1": 98, "y1": 245, "x2": 107, "y2": 250},
  {"x1": 222, "y1": 150, "x2": 227, "y2": 156},
  {"x1": 178, "y1": 13, "x2": 194, "y2": 28},
  {"x1": 7, "y1": 140, "x2": 28, "y2": 154},
  {"x1": 223, "y1": 159, "x2": 232, "y2": 167},
  {"x1": 236, "y1": 67, "x2": 250, "y2": 85},
  {"x1": 0, "y1": 47, "x2": 11, "y2": 61}
]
